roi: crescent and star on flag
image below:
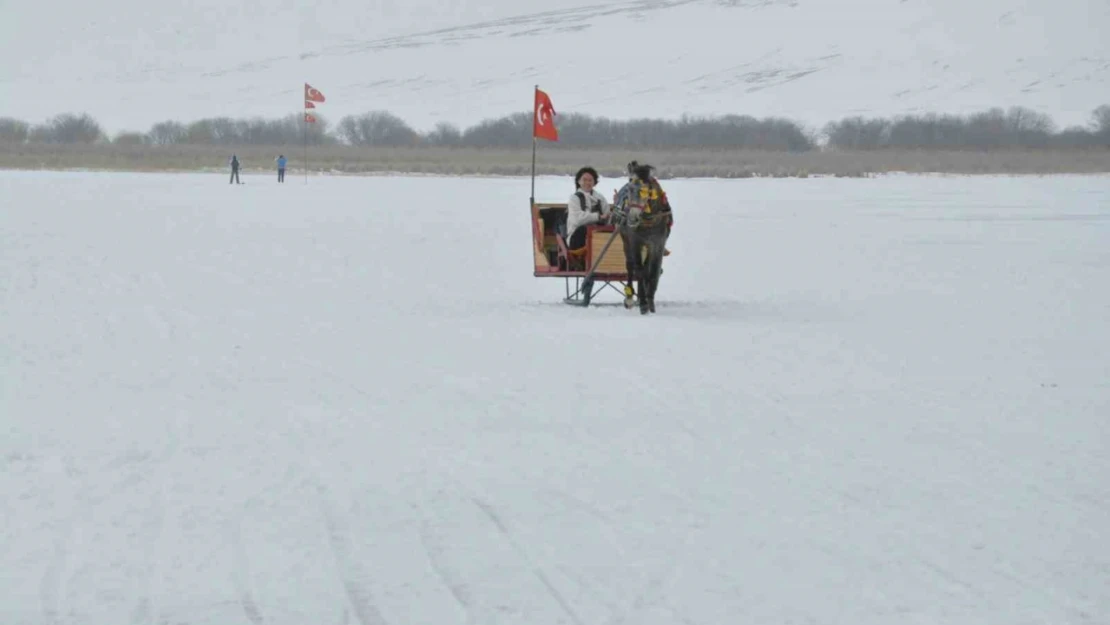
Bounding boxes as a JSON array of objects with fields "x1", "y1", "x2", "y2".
[{"x1": 533, "y1": 87, "x2": 558, "y2": 141}]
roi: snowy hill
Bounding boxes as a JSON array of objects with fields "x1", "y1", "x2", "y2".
[
  {"x1": 2, "y1": 169, "x2": 1109, "y2": 624},
  {"x1": 2, "y1": 0, "x2": 1107, "y2": 134}
]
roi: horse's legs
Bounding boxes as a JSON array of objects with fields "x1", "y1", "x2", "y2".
[
  {"x1": 621, "y1": 229, "x2": 636, "y2": 298},
  {"x1": 645, "y1": 234, "x2": 666, "y2": 313},
  {"x1": 623, "y1": 229, "x2": 643, "y2": 308},
  {"x1": 621, "y1": 228, "x2": 661, "y2": 314},
  {"x1": 639, "y1": 244, "x2": 653, "y2": 314},
  {"x1": 624, "y1": 233, "x2": 645, "y2": 313}
]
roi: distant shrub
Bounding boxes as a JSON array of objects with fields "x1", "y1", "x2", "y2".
[
  {"x1": 336, "y1": 111, "x2": 420, "y2": 146},
  {"x1": 113, "y1": 132, "x2": 149, "y2": 146},
  {"x1": 29, "y1": 113, "x2": 105, "y2": 144},
  {"x1": 0, "y1": 117, "x2": 30, "y2": 143}
]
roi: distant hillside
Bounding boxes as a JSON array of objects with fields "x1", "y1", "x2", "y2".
[{"x1": 2, "y1": 0, "x2": 1107, "y2": 134}]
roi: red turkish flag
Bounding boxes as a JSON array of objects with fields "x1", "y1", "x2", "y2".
[
  {"x1": 305, "y1": 83, "x2": 326, "y2": 103},
  {"x1": 533, "y1": 88, "x2": 557, "y2": 141},
  {"x1": 305, "y1": 113, "x2": 316, "y2": 123},
  {"x1": 304, "y1": 101, "x2": 316, "y2": 109}
]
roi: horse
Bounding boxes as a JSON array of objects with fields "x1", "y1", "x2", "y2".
[
  {"x1": 612, "y1": 162, "x2": 673, "y2": 314},
  {"x1": 618, "y1": 210, "x2": 670, "y2": 314}
]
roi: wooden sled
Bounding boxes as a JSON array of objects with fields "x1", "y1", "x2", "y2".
[{"x1": 530, "y1": 201, "x2": 630, "y2": 307}]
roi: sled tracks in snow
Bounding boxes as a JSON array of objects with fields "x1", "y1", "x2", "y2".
[
  {"x1": 470, "y1": 496, "x2": 587, "y2": 625},
  {"x1": 417, "y1": 479, "x2": 703, "y2": 625},
  {"x1": 318, "y1": 497, "x2": 391, "y2": 625},
  {"x1": 417, "y1": 490, "x2": 587, "y2": 625}
]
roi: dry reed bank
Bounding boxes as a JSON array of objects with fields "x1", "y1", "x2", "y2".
[{"x1": 1, "y1": 143, "x2": 1108, "y2": 178}]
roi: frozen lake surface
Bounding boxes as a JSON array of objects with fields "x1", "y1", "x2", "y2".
[{"x1": 2, "y1": 170, "x2": 1108, "y2": 625}]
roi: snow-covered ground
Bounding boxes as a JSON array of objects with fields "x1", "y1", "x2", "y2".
[
  {"x1": 3, "y1": 0, "x2": 1107, "y2": 132},
  {"x1": 2, "y1": 169, "x2": 1108, "y2": 625}
]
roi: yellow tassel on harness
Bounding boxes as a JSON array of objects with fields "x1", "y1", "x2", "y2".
[{"x1": 638, "y1": 185, "x2": 659, "y2": 214}]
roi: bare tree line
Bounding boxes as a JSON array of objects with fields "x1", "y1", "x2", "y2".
[
  {"x1": 2, "y1": 105, "x2": 1107, "y2": 150},
  {"x1": 824, "y1": 105, "x2": 1110, "y2": 150}
]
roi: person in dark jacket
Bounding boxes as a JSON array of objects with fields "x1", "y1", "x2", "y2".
[{"x1": 229, "y1": 155, "x2": 240, "y2": 184}]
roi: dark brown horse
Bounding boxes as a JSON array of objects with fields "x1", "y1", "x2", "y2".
[{"x1": 614, "y1": 163, "x2": 672, "y2": 314}]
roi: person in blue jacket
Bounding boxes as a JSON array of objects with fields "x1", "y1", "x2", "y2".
[{"x1": 276, "y1": 154, "x2": 287, "y2": 183}]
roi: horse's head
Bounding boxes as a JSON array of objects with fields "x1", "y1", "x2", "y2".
[{"x1": 632, "y1": 163, "x2": 655, "y2": 182}]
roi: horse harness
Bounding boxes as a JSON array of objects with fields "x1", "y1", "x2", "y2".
[{"x1": 621, "y1": 179, "x2": 672, "y2": 230}]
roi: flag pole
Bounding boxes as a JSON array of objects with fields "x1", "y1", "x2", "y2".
[
  {"x1": 303, "y1": 93, "x2": 308, "y2": 184},
  {"x1": 530, "y1": 84, "x2": 538, "y2": 207}
]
